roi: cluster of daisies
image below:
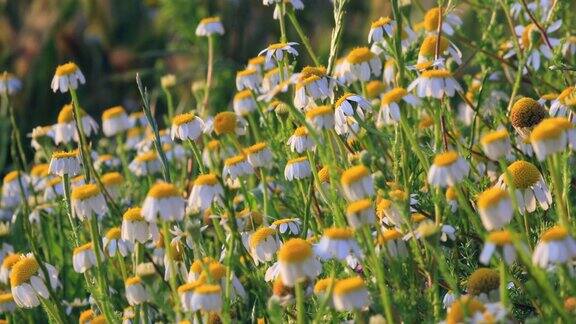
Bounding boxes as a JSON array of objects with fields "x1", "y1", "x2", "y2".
[{"x1": 0, "y1": 0, "x2": 576, "y2": 323}]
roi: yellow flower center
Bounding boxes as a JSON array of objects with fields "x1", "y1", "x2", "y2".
[
  {"x1": 123, "y1": 207, "x2": 144, "y2": 221},
  {"x1": 341, "y1": 165, "x2": 369, "y2": 185},
  {"x1": 366, "y1": 80, "x2": 386, "y2": 98},
  {"x1": 105, "y1": 227, "x2": 121, "y2": 240},
  {"x1": 207, "y1": 140, "x2": 220, "y2": 151},
  {"x1": 306, "y1": 105, "x2": 333, "y2": 119},
  {"x1": 55, "y1": 62, "x2": 79, "y2": 76},
  {"x1": 300, "y1": 66, "x2": 327, "y2": 79},
  {"x1": 71, "y1": 184, "x2": 101, "y2": 201},
  {"x1": 379, "y1": 229, "x2": 402, "y2": 243},
  {"x1": 178, "y1": 280, "x2": 204, "y2": 293},
  {"x1": 487, "y1": 230, "x2": 512, "y2": 245},
  {"x1": 244, "y1": 142, "x2": 268, "y2": 155},
  {"x1": 79, "y1": 309, "x2": 94, "y2": 324},
  {"x1": 324, "y1": 227, "x2": 354, "y2": 239},
  {"x1": 557, "y1": 86, "x2": 576, "y2": 106},
  {"x1": 287, "y1": 156, "x2": 308, "y2": 164},
  {"x1": 371, "y1": 16, "x2": 392, "y2": 28},
  {"x1": 433, "y1": 151, "x2": 459, "y2": 167},
  {"x1": 214, "y1": 112, "x2": 237, "y2": 135},
  {"x1": 477, "y1": 188, "x2": 509, "y2": 209},
  {"x1": 102, "y1": 172, "x2": 124, "y2": 186},
  {"x1": 421, "y1": 69, "x2": 452, "y2": 79},
  {"x1": 190, "y1": 257, "x2": 217, "y2": 274},
  {"x1": 249, "y1": 227, "x2": 277, "y2": 248},
  {"x1": 541, "y1": 226, "x2": 568, "y2": 242},
  {"x1": 125, "y1": 276, "x2": 142, "y2": 286},
  {"x1": 333, "y1": 277, "x2": 365, "y2": 295},
  {"x1": 318, "y1": 166, "x2": 330, "y2": 183},
  {"x1": 446, "y1": 297, "x2": 486, "y2": 324},
  {"x1": 278, "y1": 238, "x2": 313, "y2": 263},
  {"x1": 47, "y1": 177, "x2": 62, "y2": 187},
  {"x1": 346, "y1": 47, "x2": 374, "y2": 64},
  {"x1": 234, "y1": 89, "x2": 253, "y2": 101},
  {"x1": 419, "y1": 35, "x2": 450, "y2": 57},
  {"x1": 74, "y1": 242, "x2": 93, "y2": 255},
  {"x1": 127, "y1": 127, "x2": 144, "y2": 138},
  {"x1": 411, "y1": 213, "x2": 427, "y2": 223},
  {"x1": 102, "y1": 106, "x2": 126, "y2": 120},
  {"x1": 272, "y1": 218, "x2": 297, "y2": 225},
  {"x1": 199, "y1": 16, "x2": 220, "y2": 25},
  {"x1": 57, "y1": 104, "x2": 85, "y2": 123},
  {"x1": 314, "y1": 277, "x2": 335, "y2": 294},
  {"x1": 2, "y1": 254, "x2": 21, "y2": 269},
  {"x1": 0, "y1": 293, "x2": 13, "y2": 304},
  {"x1": 135, "y1": 151, "x2": 157, "y2": 162},
  {"x1": 423, "y1": 7, "x2": 443, "y2": 32},
  {"x1": 194, "y1": 174, "x2": 219, "y2": 186},
  {"x1": 293, "y1": 126, "x2": 309, "y2": 136},
  {"x1": 381, "y1": 87, "x2": 408, "y2": 106},
  {"x1": 376, "y1": 199, "x2": 393, "y2": 216},
  {"x1": 31, "y1": 164, "x2": 49, "y2": 177},
  {"x1": 268, "y1": 42, "x2": 288, "y2": 50},
  {"x1": 480, "y1": 130, "x2": 509, "y2": 145},
  {"x1": 506, "y1": 161, "x2": 541, "y2": 189},
  {"x1": 194, "y1": 284, "x2": 221, "y2": 295},
  {"x1": 3, "y1": 170, "x2": 20, "y2": 183},
  {"x1": 237, "y1": 68, "x2": 257, "y2": 78},
  {"x1": 10, "y1": 256, "x2": 39, "y2": 287},
  {"x1": 172, "y1": 112, "x2": 196, "y2": 126},
  {"x1": 248, "y1": 56, "x2": 265, "y2": 66},
  {"x1": 468, "y1": 268, "x2": 499, "y2": 295},
  {"x1": 530, "y1": 117, "x2": 573, "y2": 141},
  {"x1": 52, "y1": 150, "x2": 78, "y2": 160},
  {"x1": 147, "y1": 182, "x2": 180, "y2": 198},
  {"x1": 224, "y1": 154, "x2": 247, "y2": 166},
  {"x1": 347, "y1": 199, "x2": 372, "y2": 214},
  {"x1": 510, "y1": 97, "x2": 547, "y2": 128},
  {"x1": 521, "y1": 24, "x2": 541, "y2": 48},
  {"x1": 264, "y1": 67, "x2": 280, "y2": 79},
  {"x1": 296, "y1": 75, "x2": 321, "y2": 90}
]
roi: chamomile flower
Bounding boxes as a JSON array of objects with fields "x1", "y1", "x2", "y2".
[
  {"x1": 0, "y1": 72, "x2": 21, "y2": 96},
  {"x1": 170, "y1": 112, "x2": 204, "y2": 141},
  {"x1": 530, "y1": 117, "x2": 576, "y2": 161},
  {"x1": 178, "y1": 280, "x2": 203, "y2": 312},
  {"x1": 29, "y1": 125, "x2": 55, "y2": 151},
  {"x1": 142, "y1": 182, "x2": 185, "y2": 222},
  {"x1": 510, "y1": 97, "x2": 548, "y2": 138},
  {"x1": 126, "y1": 127, "x2": 145, "y2": 150},
  {"x1": 54, "y1": 104, "x2": 99, "y2": 144},
  {"x1": 233, "y1": 90, "x2": 258, "y2": 116},
  {"x1": 497, "y1": 160, "x2": 551, "y2": 214},
  {"x1": 259, "y1": 42, "x2": 299, "y2": 65},
  {"x1": 408, "y1": 69, "x2": 462, "y2": 99},
  {"x1": 345, "y1": 199, "x2": 375, "y2": 229},
  {"x1": 480, "y1": 130, "x2": 512, "y2": 161},
  {"x1": 422, "y1": 7, "x2": 462, "y2": 36},
  {"x1": 293, "y1": 66, "x2": 334, "y2": 110},
  {"x1": 417, "y1": 35, "x2": 462, "y2": 65},
  {"x1": 476, "y1": 188, "x2": 513, "y2": 231},
  {"x1": 223, "y1": 155, "x2": 254, "y2": 181},
  {"x1": 1, "y1": 171, "x2": 30, "y2": 208},
  {"x1": 236, "y1": 68, "x2": 262, "y2": 91},
  {"x1": 467, "y1": 268, "x2": 500, "y2": 303},
  {"x1": 532, "y1": 226, "x2": 576, "y2": 268},
  {"x1": 277, "y1": 238, "x2": 321, "y2": 286},
  {"x1": 548, "y1": 87, "x2": 575, "y2": 121},
  {"x1": 48, "y1": 150, "x2": 80, "y2": 176},
  {"x1": 121, "y1": 207, "x2": 158, "y2": 244},
  {"x1": 51, "y1": 62, "x2": 85, "y2": 93},
  {"x1": 262, "y1": 67, "x2": 287, "y2": 93},
  {"x1": 562, "y1": 35, "x2": 576, "y2": 57},
  {"x1": 10, "y1": 253, "x2": 60, "y2": 308},
  {"x1": 249, "y1": 227, "x2": 280, "y2": 264},
  {"x1": 0, "y1": 254, "x2": 21, "y2": 285},
  {"x1": 341, "y1": 165, "x2": 374, "y2": 201},
  {"x1": 284, "y1": 157, "x2": 311, "y2": 181},
  {"x1": 313, "y1": 277, "x2": 335, "y2": 305},
  {"x1": 342, "y1": 47, "x2": 382, "y2": 83},
  {"x1": 480, "y1": 230, "x2": 518, "y2": 265},
  {"x1": 191, "y1": 284, "x2": 222, "y2": 313},
  {"x1": 71, "y1": 184, "x2": 108, "y2": 221},
  {"x1": 195, "y1": 17, "x2": 225, "y2": 36},
  {"x1": 377, "y1": 87, "x2": 421, "y2": 126},
  {"x1": 368, "y1": 17, "x2": 395, "y2": 43},
  {"x1": 102, "y1": 106, "x2": 131, "y2": 137},
  {"x1": 213, "y1": 111, "x2": 247, "y2": 136},
  {"x1": 376, "y1": 229, "x2": 408, "y2": 258},
  {"x1": 512, "y1": 20, "x2": 561, "y2": 71},
  {"x1": 94, "y1": 154, "x2": 121, "y2": 172},
  {"x1": 0, "y1": 292, "x2": 16, "y2": 313},
  {"x1": 427, "y1": 151, "x2": 469, "y2": 187},
  {"x1": 287, "y1": 127, "x2": 315, "y2": 153},
  {"x1": 103, "y1": 227, "x2": 132, "y2": 257},
  {"x1": 306, "y1": 105, "x2": 335, "y2": 131},
  {"x1": 124, "y1": 277, "x2": 149, "y2": 306},
  {"x1": 44, "y1": 178, "x2": 64, "y2": 201},
  {"x1": 188, "y1": 174, "x2": 224, "y2": 212},
  {"x1": 273, "y1": 0, "x2": 304, "y2": 20},
  {"x1": 271, "y1": 218, "x2": 301, "y2": 235},
  {"x1": 129, "y1": 151, "x2": 162, "y2": 177},
  {"x1": 315, "y1": 227, "x2": 362, "y2": 261},
  {"x1": 100, "y1": 172, "x2": 123, "y2": 199},
  {"x1": 245, "y1": 143, "x2": 273, "y2": 168},
  {"x1": 72, "y1": 243, "x2": 99, "y2": 273},
  {"x1": 333, "y1": 277, "x2": 370, "y2": 311}
]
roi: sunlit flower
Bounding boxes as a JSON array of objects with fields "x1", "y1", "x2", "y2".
[
  {"x1": 480, "y1": 230, "x2": 519, "y2": 265},
  {"x1": 306, "y1": 105, "x2": 335, "y2": 131},
  {"x1": 0, "y1": 72, "x2": 22, "y2": 95},
  {"x1": 342, "y1": 47, "x2": 382, "y2": 83},
  {"x1": 0, "y1": 292, "x2": 16, "y2": 313},
  {"x1": 188, "y1": 174, "x2": 224, "y2": 212},
  {"x1": 313, "y1": 277, "x2": 334, "y2": 305},
  {"x1": 341, "y1": 165, "x2": 373, "y2": 201},
  {"x1": 510, "y1": 21, "x2": 561, "y2": 71},
  {"x1": 422, "y1": 7, "x2": 462, "y2": 35},
  {"x1": 213, "y1": 111, "x2": 247, "y2": 136},
  {"x1": 377, "y1": 87, "x2": 421, "y2": 126},
  {"x1": 122, "y1": 207, "x2": 158, "y2": 244},
  {"x1": 102, "y1": 106, "x2": 131, "y2": 137},
  {"x1": 532, "y1": 226, "x2": 576, "y2": 268},
  {"x1": 477, "y1": 188, "x2": 513, "y2": 231},
  {"x1": 480, "y1": 130, "x2": 511, "y2": 161},
  {"x1": 259, "y1": 42, "x2": 299, "y2": 65},
  {"x1": 48, "y1": 150, "x2": 81, "y2": 176},
  {"x1": 294, "y1": 67, "x2": 334, "y2": 109},
  {"x1": 284, "y1": 157, "x2": 311, "y2": 181},
  {"x1": 262, "y1": 67, "x2": 288, "y2": 93},
  {"x1": 333, "y1": 277, "x2": 370, "y2": 311},
  {"x1": 417, "y1": 35, "x2": 462, "y2": 65},
  {"x1": 427, "y1": 151, "x2": 469, "y2": 187},
  {"x1": 126, "y1": 127, "x2": 145, "y2": 150},
  {"x1": 444, "y1": 296, "x2": 507, "y2": 324},
  {"x1": 510, "y1": 97, "x2": 548, "y2": 138},
  {"x1": 273, "y1": 0, "x2": 304, "y2": 19},
  {"x1": 44, "y1": 177, "x2": 64, "y2": 201},
  {"x1": 549, "y1": 87, "x2": 576, "y2": 122},
  {"x1": 223, "y1": 155, "x2": 254, "y2": 181},
  {"x1": 271, "y1": 218, "x2": 301, "y2": 235},
  {"x1": 249, "y1": 227, "x2": 280, "y2": 264},
  {"x1": 195, "y1": 17, "x2": 225, "y2": 36},
  {"x1": 51, "y1": 62, "x2": 85, "y2": 93},
  {"x1": 54, "y1": 104, "x2": 99, "y2": 144},
  {"x1": 368, "y1": 17, "x2": 395, "y2": 43},
  {"x1": 466, "y1": 268, "x2": 500, "y2": 303},
  {"x1": 1, "y1": 171, "x2": 29, "y2": 208},
  {"x1": 72, "y1": 243, "x2": 99, "y2": 274},
  {"x1": 408, "y1": 69, "x2": 462, "y2": 99},
  {"x1": 245, "y1": 142, "x2": 273, "y2": 168},
  {"x1": 0, "y1": 254, "x2": 21, "y2": 285},
  {"x1": 125, "y1": 277, "x2": 149, "y2": 306},
  {"x1": 103, "y1": 227, "x2": 132, "y2": 257},
  {"x1": 71, "y1": 184, "x2": 108, "y2": 221},
  {"x1": 287, "y1": 127, "x2": 315, "y2": 153},
  {"x1": 191, "y1": 284, "x2": 222, "y2": 313},
  {"x1": 128, "y1": 151, "x2": 162, "y2": 177},
  {"x1": 101, "y1": 172, "x2": 124, "y2": 199},
  {"x1": 142, "y1": 182, "x2": 185, "y2": 222},
  {"x1": 315, "y1": 227, "x2": 362, "y2": 261},
  {"x1": 236, "y1": 68, "x2": 262, "y2": 91},
  {"x1": 530, "y1": 117, "x2": 576, "y2": 161},
  {"x1": 277, "y1": 238, "x2": 321, "y2": 286},
  {"x1": 497, "y1": 160, "x2": 551, "y2": 214},
  {"x1": 29, "y1": 125, "x2": 55, "y2": 151},
  {"x1": 10, "y1": 253, "x2": 59, "y2": 308},
  {"x1": 170, "y1": 112, "x2": 204, "y2": 142},
  {"x1": 345, "y1": 199, "x2": 375, "y2": 229},
  {"x1": 233, "y1": 90, "x2": 258, "y2": 116},
  {"x1": 376, "y1": 229, "x2": 408, "y2": 258},
  {"x1": 94, "y1": 154, "x2": 121, "y2": 172},
  {"x1": 178, "y1": 280, "x2": 203, "y2": 312}
]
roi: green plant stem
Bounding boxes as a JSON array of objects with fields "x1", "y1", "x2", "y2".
[
  {"x1": 161, "y1": 221, "x2": 182, "y2": 319},
  {"x1": 295, "y1": 280, "x2": 305, "y2": 324},
  {"x1": 286, "y1": 9, "x2": 321, "y2": 66},
  {"x1": 69, "y1": 88, "x2": 93, "y2": 183},
  {"x1": 201, "y1": 35, "x2": 215, "y2": 118}
]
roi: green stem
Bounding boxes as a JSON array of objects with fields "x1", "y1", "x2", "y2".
[{"x1": 286, "y1": 9, "x2": 321, "y2": 66}]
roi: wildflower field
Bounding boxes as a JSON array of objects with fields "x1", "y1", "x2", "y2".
[{"x1": 1, "y1": 0, "x2": 576, "y2": 323}]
